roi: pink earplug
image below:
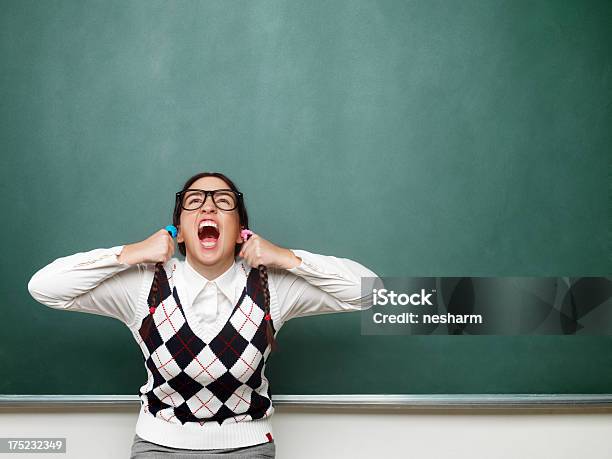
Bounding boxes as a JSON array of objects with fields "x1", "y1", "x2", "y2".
[{"x1": 241, "y1": 229, "x2": 254, "y2": 242}]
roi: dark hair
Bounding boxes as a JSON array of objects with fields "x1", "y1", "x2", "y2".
[{"x1": 150, "y1": 172, "x2": 277, "y2": 352}]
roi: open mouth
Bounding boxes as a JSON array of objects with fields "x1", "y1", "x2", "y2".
[{"x1": 198, "y1": 222, "x2": 220, "y2": 249}]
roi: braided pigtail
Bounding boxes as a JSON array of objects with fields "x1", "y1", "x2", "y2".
[
  {"x1": 241, "y1": 228, "x2": 278, "y2": 353},
  {"x1": 258, "y1": 264, "x2": 278, "y2": 352},
  {"x1": 148, "y1": 262, "x2": 163, "y2": 314},
  {"x1": 149, "y1": 225, "x2": 177, "y2": 315}
]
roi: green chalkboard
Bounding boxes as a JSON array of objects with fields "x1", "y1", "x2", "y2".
[{"x1": 1, "y1": 0, "x2": 611, "y2": 397}]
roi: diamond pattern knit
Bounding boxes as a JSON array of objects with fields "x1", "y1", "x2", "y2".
[{"x1": 135, "y1": 263, "x2": 276, "y2": 427}]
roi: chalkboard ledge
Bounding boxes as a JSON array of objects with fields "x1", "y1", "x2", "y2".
[{"x1": 1, "y1": 394, "x2": 612, "y2": 409}]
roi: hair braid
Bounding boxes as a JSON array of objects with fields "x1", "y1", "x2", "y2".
[
  {"x1": 257, "y1": 264, "x2": 278, "y2": 352},
  {"x1": 148, "y1": 262, "x2": 163, "y2": 313}
]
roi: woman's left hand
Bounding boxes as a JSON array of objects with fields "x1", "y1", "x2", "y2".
[{"x1": 239, "y1": 232, "x2": 301, "y2": 270}]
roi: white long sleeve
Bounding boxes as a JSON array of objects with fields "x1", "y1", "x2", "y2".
[
  {"x1": 27, "y1": 245, "x2": 150, "y2": 328},
  {"x1": 271, "y1": 249, "x2": 381, "y2": 323}
]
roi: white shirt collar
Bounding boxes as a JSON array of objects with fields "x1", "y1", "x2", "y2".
[{"x1": 183, "y1": 257, "x2": 240, "y2": 305}]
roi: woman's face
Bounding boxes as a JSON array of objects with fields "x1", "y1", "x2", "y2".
[{"x1": 176, "y1": 176, "x2": 243, "y2": 272}]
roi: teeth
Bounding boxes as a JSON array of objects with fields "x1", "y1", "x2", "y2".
[{"x1": 199, "y1": 220, "x2": 218, "y2": 230}]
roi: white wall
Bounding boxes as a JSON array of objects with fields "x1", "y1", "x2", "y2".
[{"x1": 1, "y1": 406, "x2": 611, "y2": 458}]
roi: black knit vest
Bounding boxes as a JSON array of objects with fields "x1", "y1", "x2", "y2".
[{"x1": 135, "y1": 261, "x2": 276, "y2": 426}]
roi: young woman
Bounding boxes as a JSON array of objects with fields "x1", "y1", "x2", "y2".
[{"x1": 28, "y1": 171, "x2": 380, "y2": 458}]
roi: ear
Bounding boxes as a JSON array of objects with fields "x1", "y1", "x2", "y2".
[{"x1": 176, "y1": 226, "x2": 183, "y2": 244}]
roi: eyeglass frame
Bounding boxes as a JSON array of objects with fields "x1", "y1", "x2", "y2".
[{"x1": 175, "y1": 188, "x2": 243, "y2": 212}]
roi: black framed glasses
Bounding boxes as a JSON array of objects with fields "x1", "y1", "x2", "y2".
[{"x1": 176, "y1": 189, "x2": 242, "y2": 211}]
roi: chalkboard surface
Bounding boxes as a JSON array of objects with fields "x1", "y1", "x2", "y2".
[{"x1": 2, "y1": 0, "x2": 611, "y2": 397}]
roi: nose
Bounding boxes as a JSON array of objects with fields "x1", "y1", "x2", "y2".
[{"x1": 200, "y1": 193, "x2": 217, "y2": 213}]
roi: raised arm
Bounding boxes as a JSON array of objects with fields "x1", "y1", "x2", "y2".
[
  {"x1": 27, "y1": 246, "x2": 152, "y2": 328},
  {"x1": 268, "y1": 248, "x2": 383, "y2": 324}
]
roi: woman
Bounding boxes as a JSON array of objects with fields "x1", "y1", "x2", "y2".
[{"x1": 28, "y1": 171, "x2": 380, "y2": 458}]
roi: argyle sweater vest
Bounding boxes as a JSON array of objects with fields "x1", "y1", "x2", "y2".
[{"x1": 133, "y1": 261, "x2": 277, "y2": 447}]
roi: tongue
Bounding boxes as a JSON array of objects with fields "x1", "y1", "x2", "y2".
[{"x1": 201, "y1": 237, "x2": 218, "y2": 244}]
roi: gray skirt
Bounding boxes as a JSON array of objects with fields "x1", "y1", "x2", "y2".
[{"x1": 129, "y1": 433, "x2": 276, "y2": 459}]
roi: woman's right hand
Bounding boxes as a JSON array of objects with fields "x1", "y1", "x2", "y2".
[{"x1": 117, "y1": 229, "x2": 175, "y2": 265}]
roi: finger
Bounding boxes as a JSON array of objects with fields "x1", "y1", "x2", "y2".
[{"x1": 239, "y1": 236, "x2": 251, "y2": 254}]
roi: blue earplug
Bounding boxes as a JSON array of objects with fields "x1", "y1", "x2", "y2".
[{"x1": 165, "y1": 225, "x2": 178, "y2": 238}]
